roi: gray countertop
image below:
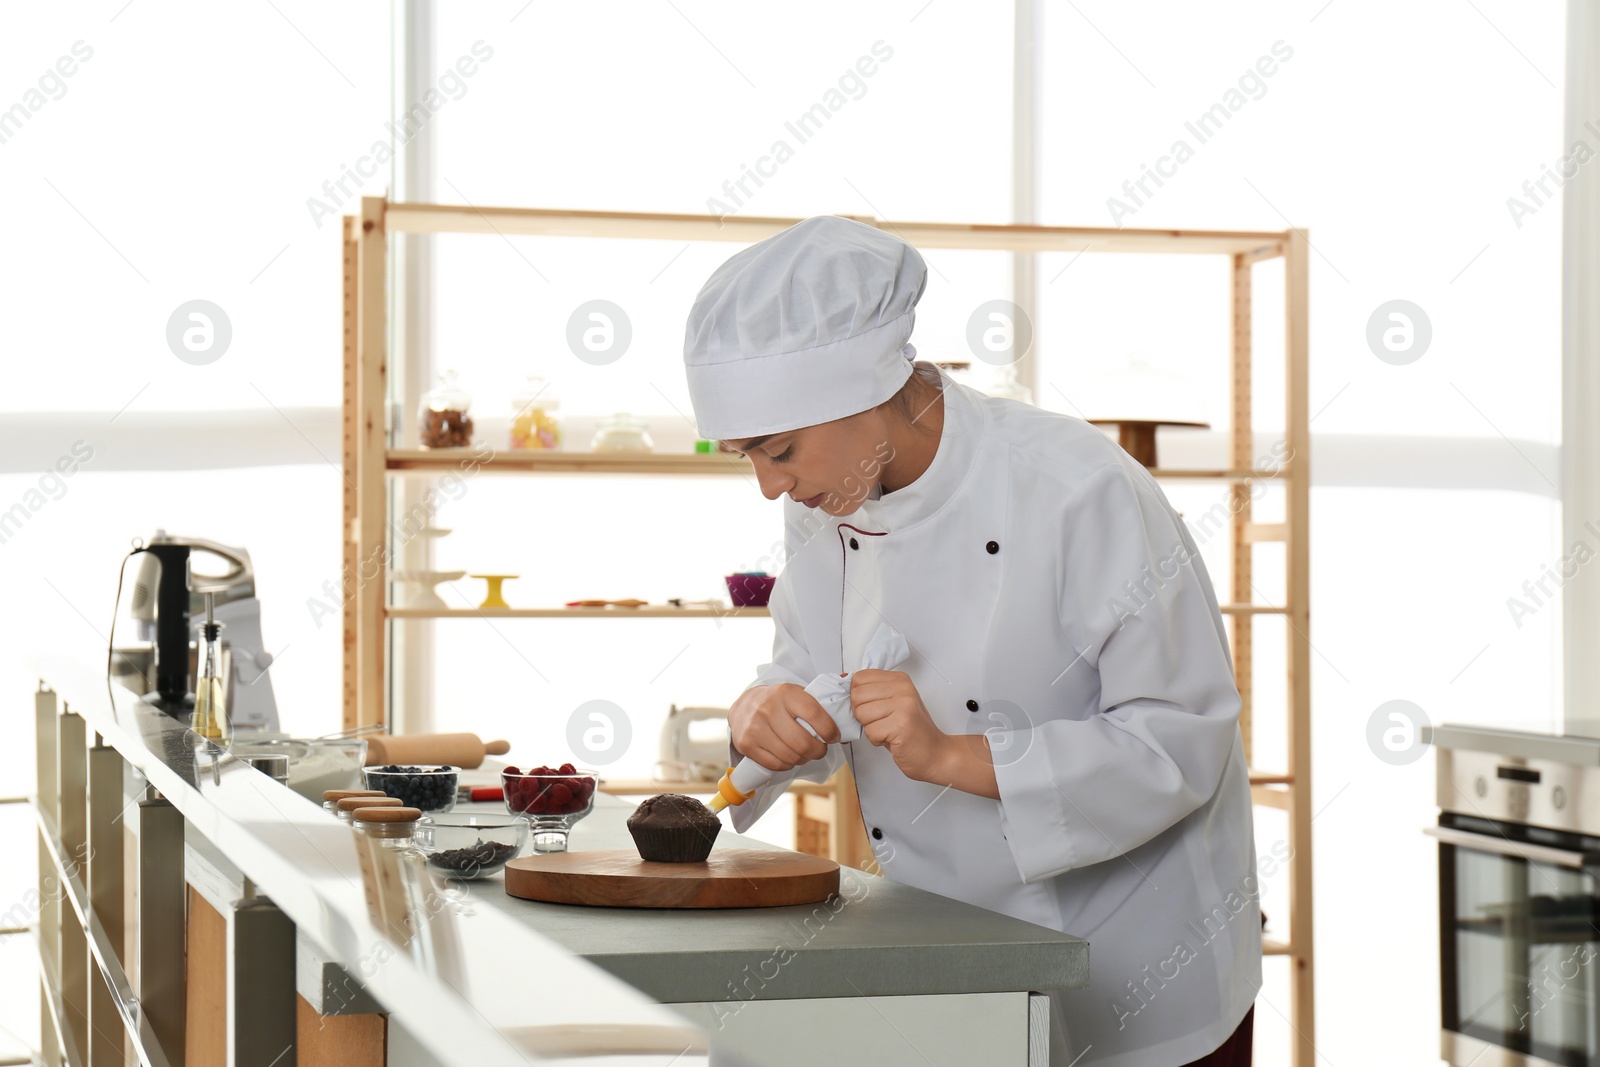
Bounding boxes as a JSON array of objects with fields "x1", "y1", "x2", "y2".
[{"x1": 452, "y1": 793, "x2": 1089, "y2": 1003}]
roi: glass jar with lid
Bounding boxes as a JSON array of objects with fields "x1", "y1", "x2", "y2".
[
  {"x1": 336, "y1": 795, "x2": 404, "y2": 823},
  {"x1": 590, "y1": 412, "x2": 655, "y2": 453},
  {"x1": 350, "y1": 806, "x2": 423, "y2": 853},
  {"x1": 418, "y1": 369, "x2": 474, "y2": 449},
  {"x1": 510, "y1": 374, "x2": 562, "y2": 450},
  {"x1": 323, "y1": 789, "x2": 386, "y2": 816}
]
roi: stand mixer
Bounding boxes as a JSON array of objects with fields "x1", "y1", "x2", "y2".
[
  {"x1": 656, "y1": 704, "x2": 732, "y2": 782},
  {"x1": 118, "y1": 530, "x2": 281, "y2": 733}
]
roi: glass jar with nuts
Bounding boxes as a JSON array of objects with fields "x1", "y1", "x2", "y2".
[{"x1": 418, "y1": 369, "x2": 474, "y2": 449}]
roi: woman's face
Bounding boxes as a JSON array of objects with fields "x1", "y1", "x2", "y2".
[{"x1": 720, "y1": 407, "x2": 896, "y2": 516}]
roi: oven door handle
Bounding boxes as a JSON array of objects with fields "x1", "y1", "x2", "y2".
[{"x1": 1424, "y1": 825, "x2": 1599, "y2": 869}]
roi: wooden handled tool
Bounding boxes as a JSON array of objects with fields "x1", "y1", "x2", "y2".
[{"x1": 362, "y1": 732, "x2": 511, "y2": 768}]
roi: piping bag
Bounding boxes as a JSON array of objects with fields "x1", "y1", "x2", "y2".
[{"x1": 709, "y1": 620, "x2": 909, "y2": 813}]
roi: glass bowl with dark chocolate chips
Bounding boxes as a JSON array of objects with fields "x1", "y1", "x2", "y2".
[{"x1": 414, "y1": 812, "x2": 529, "y2": 879}]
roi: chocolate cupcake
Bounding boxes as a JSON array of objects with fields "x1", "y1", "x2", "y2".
[{"x1": 626, "y1": 793, "x2": 721, "y2": 862}]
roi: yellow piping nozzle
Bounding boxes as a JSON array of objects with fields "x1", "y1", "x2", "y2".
[{"x1": 707, "y1": 766, "x2": 753, "y2": 813}]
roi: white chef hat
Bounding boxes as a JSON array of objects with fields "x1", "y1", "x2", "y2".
[{"x1": 682, "y1": 215, "x2": 927, "y2": 441}]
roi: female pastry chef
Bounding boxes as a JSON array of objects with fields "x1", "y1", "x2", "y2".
[{"x1": 682, "y1": 215, "x2": 1261, "y2": 1067}]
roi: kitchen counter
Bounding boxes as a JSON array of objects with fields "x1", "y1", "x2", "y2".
[
  {"x1": 454, "y1": 793, "x2": 1088, "y2": 1005},
  {"x1": 30, "y1": 652, "x2": 1087, "y2": 1067},
  {"x1": 28, "y1": 655, "x2": 707, "y2": 1067}
]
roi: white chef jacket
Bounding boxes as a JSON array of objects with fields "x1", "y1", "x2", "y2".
[{"x1": 730, "y1": 370, "x2": 1262, "y2": 1066}]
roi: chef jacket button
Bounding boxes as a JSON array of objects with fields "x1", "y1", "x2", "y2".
[
  {"x1": 985, "y1": 540, "x2": 999, "y2": 554},
  {"x1": 849, "y1": 537, "x2": 860, "y2": 550},
  {"x1": 871, "y1": 827, "x2": 884, "y2": 840},
  {"x1": 966, "y1": 698, "x2": 979, "y2": 712}
]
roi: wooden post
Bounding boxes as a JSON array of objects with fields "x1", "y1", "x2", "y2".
[
  {"x1": 1284, "y1": 226, "x2": 1315, "y2": 1067},
  {"x1": 355, "y1": 196, "x2": 390, "y2": 731},
  {"x1": 342, "y1": 215, "x2": 361, "y2": 731},
  {"x1": 1229, "y1": 252, "x2": 1255, "y2": 764}
]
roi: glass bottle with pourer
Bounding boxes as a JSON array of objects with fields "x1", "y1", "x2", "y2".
[{"x1": 192, "y1": 591, "x2": 229, "y2": 740}]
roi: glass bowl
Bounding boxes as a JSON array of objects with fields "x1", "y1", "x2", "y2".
[
  {"x1": 229, "y1": 736, "x2": 368, "y2": 803},
  {"x1": 363, "y1": 765, "x2": 459, "y2": 813},
  {"x1": 415, "y1": 813, "x2": 529, "y2": 879},
  {"x1": 502, "y1": 765, "x2": 598, "y2": 852}
]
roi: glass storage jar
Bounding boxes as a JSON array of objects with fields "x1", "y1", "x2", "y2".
[
  {"x1": 510, "y1": 374, "x2": 562, "y2": 449},
  {"x1": 418, "y1": 369, "x2": 474, "y2": 449},
  {"x1": 336, "y1": 795, "x2": 404, "y2": 823},
  {"x1": 590, "y1": 412, "x2": 654, "y2": 453},
  {"x1": 323, "y1": 789, "x2": 386, "y2": 816},
  {"x1": 350, "y1": 806, "x2": 423, "y2": 853}
]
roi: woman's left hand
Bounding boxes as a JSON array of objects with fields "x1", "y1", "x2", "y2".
[{"x1": 849, "y1": 668, "x2": 951, "y2": 783}]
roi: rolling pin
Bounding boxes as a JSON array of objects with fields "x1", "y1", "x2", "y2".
[{"x1": 363, "y1": 732, "x2": 511, "y2": 769}]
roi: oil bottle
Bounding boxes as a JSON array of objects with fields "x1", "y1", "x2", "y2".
[{"x1": 193, "y1": 591, "x2": 228, "y2": 740}]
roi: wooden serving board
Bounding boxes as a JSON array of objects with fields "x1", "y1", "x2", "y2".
[{"x1": 503, "y1": 849, "x2": 840, "y2": 909}]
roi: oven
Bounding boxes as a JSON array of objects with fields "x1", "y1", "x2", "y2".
[{"x1": 1430, "y1": 745, "x2": 1600, "y2": 1067}]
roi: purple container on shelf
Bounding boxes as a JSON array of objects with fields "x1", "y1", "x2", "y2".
[{"x1": 725, "y1": 573, "x2": 776, "y2": 607}]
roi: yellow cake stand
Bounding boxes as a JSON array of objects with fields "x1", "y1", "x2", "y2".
[{"x1": 469, "y1": 573, "x2": 518, "y2": 609}]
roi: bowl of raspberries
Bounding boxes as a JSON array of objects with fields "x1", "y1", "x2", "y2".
[
  {"x1": 501, "y1": 763, "x2": 598, "y2": 852},
  {"x1": 363, "y1": 765, "x2": 459, "y2": 813}
]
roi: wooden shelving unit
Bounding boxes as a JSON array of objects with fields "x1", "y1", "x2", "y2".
[
  {"x1": 342, "y1": 197, "x2": 1313, "y2": 1065},
  {"x1": 384, "y1": 606, "x2": 771, "y2": 619},
  {"x1": 387, "y1": 448, "x2": 748, "y2": 475}
]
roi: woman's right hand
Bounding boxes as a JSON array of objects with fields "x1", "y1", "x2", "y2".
[{"x1": 729, "y1": 683, "x2": 841, "y2": 772}]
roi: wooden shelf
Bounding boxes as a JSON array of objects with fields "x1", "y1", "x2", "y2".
[
  {"x1": 388, "y1": 605, "x2": 1293, "y2": 620},
  {"x1": 1263, "y1": 938, "x2": 1292, "y2": 956},
  {"x1": 387, "y1": 449, "x2": 749, "y2": 476},
  {"x1": 386, "y1": 605, "x2": 769, "y2": 619},
  {"x1": 392, "y1": 603, "x2": 1281, "y2": 621},
  {"x1": 386, "y1": 449, "x2": 1289, "y2": 482},
  {"x1": 383, "y1": 201, "x2": 1287, "y2": 257}
]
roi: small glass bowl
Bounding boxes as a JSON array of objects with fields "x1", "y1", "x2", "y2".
[
  {"x1": 415, "y1": 813, "x2": 530, "y2": 879},
  {"x1": 501, "y1": 766, "x2": 598, "y2": 852},
  {"x1": 363, "y1": 765, "x2": 460, "y2": 813}
]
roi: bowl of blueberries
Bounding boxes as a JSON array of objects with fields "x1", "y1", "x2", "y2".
[{"x1": 363, "y1": 764, "x2": 459, "y2": 813}]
